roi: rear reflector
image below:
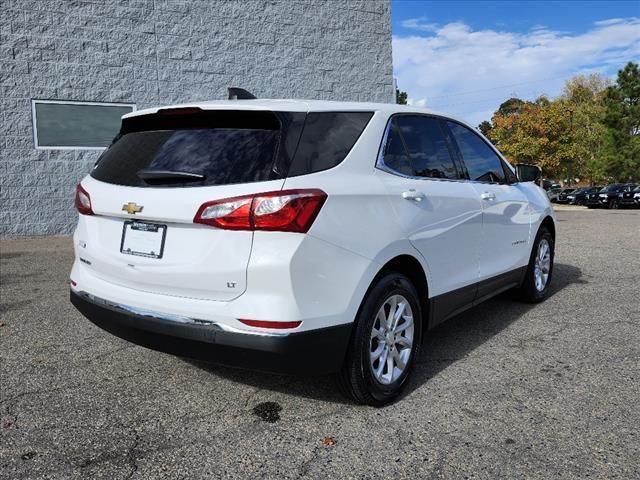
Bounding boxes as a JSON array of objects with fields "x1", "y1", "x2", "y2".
[
  {"x1": 194, "y1": 189, "x2": 327, "y2": 233},
  {"x1": 70, "y1": 279, "x2": 77, "y2": 287},
  {"x1": 75, "y1": 184, "x2": 93, "y2": 215},
  {"x1": 239, "y1": 319, "x2": 302, "y2": 329}
]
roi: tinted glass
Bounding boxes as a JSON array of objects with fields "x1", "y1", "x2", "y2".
[
  {"x1": 287, "y1": 112, "x2": 372, "y2": 176},
  {"x1": 92, "y1": 129, "x2": 279, "y2": 187},
  {"x1": 393, "y1": 116, "x2": 459, "y2": 179},
  {"x1": 447, "y1": 121, "x2": 506, "y2": 183},
  {"x1": 382, "y1": 121, "x2": 414, "y2": 176},
  {"x1": 92, "y1": 110, "x2": 282, "y2": 187},
  {"x1": 34, "y1": 101, "x2": 133, "y2": 147}
]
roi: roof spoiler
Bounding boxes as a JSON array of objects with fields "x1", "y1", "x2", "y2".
[{"x1": 228, "y1": 87, "x2": 257, "y2": 100}]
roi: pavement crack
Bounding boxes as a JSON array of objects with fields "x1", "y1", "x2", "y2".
[
  {"x1": 296, "y1": 444, "x2": 322, "y2": 477},
  {"x1": 125, "y1": 427, "x2": 141, "y2": 479}
]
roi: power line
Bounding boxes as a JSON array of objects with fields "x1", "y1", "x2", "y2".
[
  {"x1": 421, "y1": 75, "x2": 569, "y2": 101},
  {"x1": 444, "y1": 90, "x2": 565, "y2": 118}
]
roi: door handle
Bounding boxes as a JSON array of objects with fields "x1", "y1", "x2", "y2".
[
  {"x1": 402, "y1": 190, "x2": 425, "y2": 202},
  {"x1": 480, "y1": 192, "x2": 496, "y2": 201}
]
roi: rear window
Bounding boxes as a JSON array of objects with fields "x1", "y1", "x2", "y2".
[
  {"x1": 91, "y1": 109, "x2": 372, "y2": 187},
  {"x1": 91, "y1": 110, "x2": 284, "y2": 188}
]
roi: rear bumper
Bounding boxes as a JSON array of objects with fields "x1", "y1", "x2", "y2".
[{"x1": 71, "y1": 290, "x2": 352, "y2": 375}]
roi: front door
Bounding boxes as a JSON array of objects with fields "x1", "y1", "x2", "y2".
[{"x1": 445, "y1": 121, "x2": 531, "y2": 296}]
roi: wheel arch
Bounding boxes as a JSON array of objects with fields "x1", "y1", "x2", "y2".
[
  {"x1": 377, "y1": 254, "x2": 430, "y2": 334},
  {"x1": 539, "y1": 215, "x2": 556, "y2": 241}
]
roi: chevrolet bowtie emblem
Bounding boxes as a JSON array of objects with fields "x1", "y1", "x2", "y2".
[{"x1": 122, "y1": 202, "x2": 143, "y2": 215}]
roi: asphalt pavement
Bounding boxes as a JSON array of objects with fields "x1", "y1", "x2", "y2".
[{"x1": 1, "y1": 209, "x2": 639, "y2": 479}]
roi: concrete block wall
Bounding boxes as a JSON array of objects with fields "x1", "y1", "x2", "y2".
[{"x1": 0, "y1": 0, "x2": 393, "y2": 237}]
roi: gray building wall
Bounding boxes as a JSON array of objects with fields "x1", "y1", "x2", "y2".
[{"x1": 0, "y1": 0, "x2": 393, "y2": 238}]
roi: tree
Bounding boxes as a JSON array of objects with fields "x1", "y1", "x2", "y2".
[
  {"x1": 601, "y1": 62, "x2": 640, "y2": 181},
  {"x1": 563, "y1": 73, "x2": 611, "y2": 104},
  {"x1": 497, "y1": 97, "x2": 527, "y2": 116},
  {"x1": 560, "y1": 73, "x2": 611, "y2": 183},
  {"x1": 488, "y1": 96, "x2": 573, "y2": 177},
  {"x1": 478, "y1": 120, "x2": 492, "y2": 137},
  {"x1": 481, "y1": 64, "x2": 638, "y2": 182},
  {"x1": 396, "y1": 88, "x2": 408, "y2": 105}
]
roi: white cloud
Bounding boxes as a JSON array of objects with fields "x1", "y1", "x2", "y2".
[
  {"x1": 393, "y1": 17, "x2": 640, "y2": 126},
  {"x1": 401, "y1": 17, "x2": 439, "y2": 32}
]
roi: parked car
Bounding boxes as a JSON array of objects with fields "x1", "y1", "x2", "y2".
[
  {"x1": 586, "y1": 184, "x2": 626, "y2": 208},
  {"x1": 69, "y1": 98, "x2": 556, "y2": 406},
  {"x1": 566, "y1": 186, "x2": 602, "y2": 206},
  {"x1": 547, "y1": 187, "x2": 563, "y2": 202},
  {"x1": 543, "y1": 180, "x2": 561, "y2": 191},
  {"x1": 618, "y1": 184, "x2": 639, "y2": 208},
  {"x1": 554, "y1": 188, "x2": 576, "y2": 204}
]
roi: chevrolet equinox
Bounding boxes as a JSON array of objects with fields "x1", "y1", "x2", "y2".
[{"x1": 70, "y1": 99, "x2": 555, "y2": 406}]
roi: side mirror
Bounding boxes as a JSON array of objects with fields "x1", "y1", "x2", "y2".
[{"x1": 516, "y1": 164, "x2": 542, "y2": 184}]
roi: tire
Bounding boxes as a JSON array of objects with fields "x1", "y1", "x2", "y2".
[
  {"x1": 337, "y1": 272, "x2": 422, "y2": 406},
  {"x1": 516, "y1": 226, "x2": 554, "y2": 303}
]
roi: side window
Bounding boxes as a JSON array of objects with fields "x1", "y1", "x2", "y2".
[
  {"x1": 447, "y1": 121, "x2": 506, "y2": 183},
  {"x1": 382, "y1": 116, "x2": 460, "y2": 179},
  {"x1": 382, "y1": 121, "x2": 414, "y2": 176},
  {"x1": 287, "y1": 112, "x2": 373, "y2": 176}
]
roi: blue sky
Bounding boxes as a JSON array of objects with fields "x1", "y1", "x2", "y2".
[{"x1": 391, "y1": 0, "x2": 640, "y2": 126}]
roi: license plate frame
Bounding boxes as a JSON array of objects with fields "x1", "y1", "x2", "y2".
[{"x1": 120, "y1": 221, "x2": 167, "y2": 259}]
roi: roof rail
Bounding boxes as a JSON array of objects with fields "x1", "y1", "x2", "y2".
[{"x1": 228, "y1": 87, "x2": 257, "y2": 100}]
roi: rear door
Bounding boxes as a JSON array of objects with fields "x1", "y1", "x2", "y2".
[
  {"x1": 375, "y1": 115, "x2": 482, "y2": 305},
  {"x1": 444, "y1": 121, "x2": 531, "y2": 292},
  {"x1": 76, "y1": 108, "x2": 300, "y2": 301}
]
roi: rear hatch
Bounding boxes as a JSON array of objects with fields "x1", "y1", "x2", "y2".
[
  {"x1": 76, "y1": 108, "x2": 305, "y2": 301},
  {"x1": 75, "y1": 106, "x2": 373, "y2": 302}
]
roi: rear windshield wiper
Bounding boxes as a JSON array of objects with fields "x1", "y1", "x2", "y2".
[{"x1": 137, "y1": 169, "x2": 205, "y2": 181}]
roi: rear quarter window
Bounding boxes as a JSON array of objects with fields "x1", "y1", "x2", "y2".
[{"x1": 287, "y1": 112, "x2": 373, "y2": 176}]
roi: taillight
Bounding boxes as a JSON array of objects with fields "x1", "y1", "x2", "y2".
[
  {"x1": 194, "y1": 189, "x2": 327, "y2": 233},
  {"x1": 75, "y1": 184, "x2": 93, "y2": 215}
]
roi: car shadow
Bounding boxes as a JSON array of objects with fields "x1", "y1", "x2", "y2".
[{"x1": 186, "y1": 262, "x2": 584, "y2": 406}]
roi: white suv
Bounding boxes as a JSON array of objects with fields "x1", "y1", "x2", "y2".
[{"x1": 70, "y1": 99, "x2": 555, "y2": 406}]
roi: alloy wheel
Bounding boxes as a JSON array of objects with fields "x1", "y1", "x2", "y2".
[
  {"x1": 534, "y1": 239, "x2": 551, "y2": 291},
  {"x1": 369, "y1": 294, "x2": 415, "y2": 385}
]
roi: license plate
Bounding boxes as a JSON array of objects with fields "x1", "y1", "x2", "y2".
[{"x1": 120, "y1": 221, "x2": 167, "y2": 259}]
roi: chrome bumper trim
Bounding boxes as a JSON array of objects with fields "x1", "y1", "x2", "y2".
[{"x1": 75, "y1": 290, "x2": 291, "y2": 337}]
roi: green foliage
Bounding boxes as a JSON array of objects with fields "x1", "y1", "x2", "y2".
[
  {"x1": 478, "y1": 120, "x2": 492, "y2": 137},
  {"x1": 396, "y1": 88, "x2": 408, "y2": 105},
  {"x1": 497, "y1": 97, "x2": 526, "y2": 116},
  {"x1": 601, "y1": 62, "x2": 640, "y2": 182},
  {"x1": 486, "y1": 63, "x2": 639, "y2": 183}
]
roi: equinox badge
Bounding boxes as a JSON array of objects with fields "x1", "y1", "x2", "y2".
[{"x1": 122, "y1": 202, "x2": 143, "y2": 215}]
